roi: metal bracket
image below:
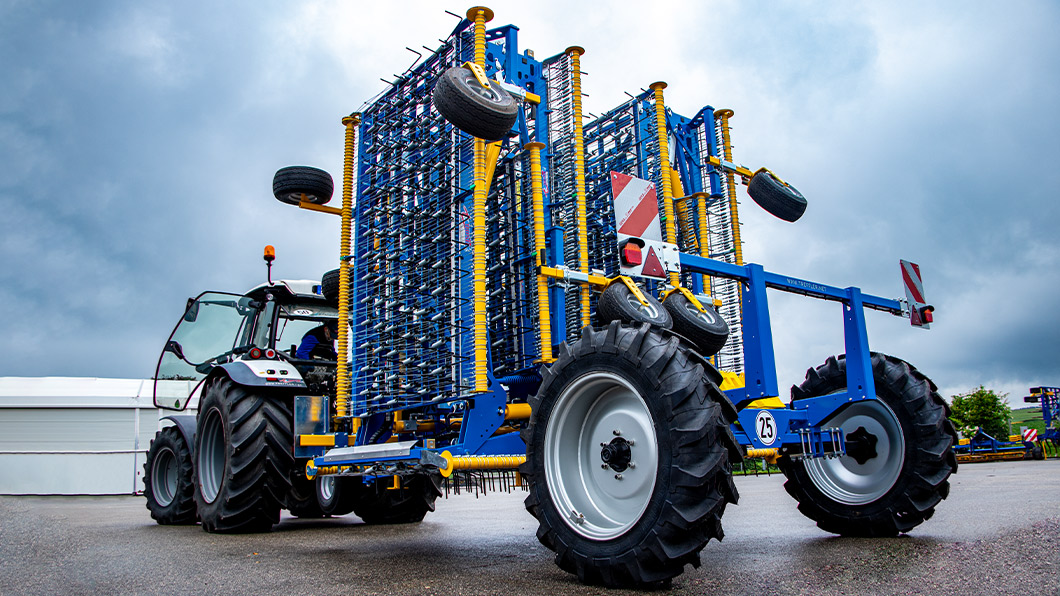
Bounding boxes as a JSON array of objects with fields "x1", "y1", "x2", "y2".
[
  {"x1": 461, "y1": 61, "x2": 491, "y2": 89},
  {"x1": 606, "y1": 275, "x2": 650, "y2": 308}
]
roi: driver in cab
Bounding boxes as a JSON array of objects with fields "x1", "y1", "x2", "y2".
[{"x1": 295, "y1": 320, "x2": 338, "y2": 360}]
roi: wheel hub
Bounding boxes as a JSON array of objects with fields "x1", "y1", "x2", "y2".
[
  {"x1": 600, "y1": 437, "x2": 633, "y2": 472},
  {"x1": 844, "y1": 426, "x2": 879, "y2": 465}
]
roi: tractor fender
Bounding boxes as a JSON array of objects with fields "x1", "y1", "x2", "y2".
[
  {"x1": 213, "y1": 360, "x2": 307, "y2": 390},
  {"x1": 161, "y1": 414, "x2": 197, "y2": 447}
]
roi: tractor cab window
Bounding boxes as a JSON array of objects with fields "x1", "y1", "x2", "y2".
[
  {"x1": 274, "y1": 303, "x2": 341, "y2": 358},
  {"x1": 153, "y1": 292, "x2": 258, "y2": 410}
]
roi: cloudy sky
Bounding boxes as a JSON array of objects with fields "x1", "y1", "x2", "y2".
[{"x1": 1, "y1": 1, "x2": 1057, "y2": 406}]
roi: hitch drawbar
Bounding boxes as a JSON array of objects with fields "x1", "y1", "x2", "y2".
[{"x1": 305, "y1": 440, "x2": 524, "y2": 479}]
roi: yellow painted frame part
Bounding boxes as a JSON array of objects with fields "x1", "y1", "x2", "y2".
[
  {"x1": 469, "y1": 6, "x2": 492, "y2": 393},
  {"x1": 525, "y1": 142, "x2": 554, "y2": 363},
  {"x1": 745, "y1": 448, "x2": 779, "y2": 464},
  {"x1": 566, "y1": 46, "x2": 590, "y2": 327},
  {"x1": 649, "y1": 82, "x2": 680, "y2": 287},
  {"x1": 297, "y1": 198, "x2": 341, "y2": 216},
  {"x1": 659, "y1": 285, "x2": 706, "y2": 312},
  {"x1": 538, "y1": 265, "x2": 610, "y2": 287},
  {"x1": 691, "y1": 191, "x2": 712, "y2": 294},
  {"x1": 336, "y1": 113, "x2": 360, "y2": 429},
  {"x1": 460, "y1": 60, "x2": 491, "y2": 88}
]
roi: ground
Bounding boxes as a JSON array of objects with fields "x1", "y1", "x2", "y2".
[{"x1": 1, "y1": 460, "x2": 1057, "y2": 595}]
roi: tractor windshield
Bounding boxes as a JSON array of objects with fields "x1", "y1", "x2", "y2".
[{"x1": 153, "y1": 292, "x2": 259, "y2": 410}]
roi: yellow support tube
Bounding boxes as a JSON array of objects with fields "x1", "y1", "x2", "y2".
[
  {"x1": 567, "y1": 46, "x2": 590, "y2": 327},
  {"x1": 336, "y1": 113, "x2": 360, "y2": 429},
  {"x1": 468, "y1": 6, "x2": 493, "y2": 393},
  {"x1": 525, "y1": 141, "x2": 554, "y2": 363},
  {"x1": 650, "y1": 82, "x2": 680, "y2": 287},
  {"x1": 715, "y1": 109, "x2": 744, "y2": 266},
  {"x1": 745, "y1": 448, "x2": 779, "y2": 464}
]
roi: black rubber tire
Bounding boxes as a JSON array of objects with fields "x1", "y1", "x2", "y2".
[
  {"x1": 287, "y1": 474, "x2": 326, "y2": 518},
  {"x1": 273, "y1": 166, "x2": 334, "y2": 206},
  {"x1": 778, "y1": 353, "x2": 958, "y2": 537},
  {"x1": 522, "y1": 323, "x2": 740, "y2": 587},
  {"x1": 433, "y1": 65, "x2": 519, "y2": 142},
  {"x1": 321, "y1": 268, "x2": 353, "y2": 305},
  {"x1": 143, "y1": 426, "x2": 198, "y2": 525},
  {"x1": 747, "y1": 170, "x2": 807, "y2": 222},
  {"x1": 351, "y1": 473, "x2": 443, "y2": 524},
  {"x1": 596, "y1": 282, "x2": 672, "y2": 329},
  {"x1": 288, "y1": 475, "x2": 357, "y2": 517},
  {"x1": 193, "y1": 377, "x2": 294, "y2": 533},
  {"x1": 1028, "y1": 444, "x2": 1044, "y2": 461},
  {"x1": 663, "y1": 292, "x2": 729, "y2": 357}
]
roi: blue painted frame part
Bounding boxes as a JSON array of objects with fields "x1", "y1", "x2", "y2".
[{"x1": 678, "y1": 252, "x2": 906, "y2": 443}]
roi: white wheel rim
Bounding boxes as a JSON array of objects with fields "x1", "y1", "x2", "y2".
[
  {"x1": 804, "y1": 399, "x2": 905, "y2": 505},
  {"x1": 544, "y1": 371, "x2": 659, "y2": 541},
  {"x1": 684, "y1": 300, "x2": 716, "y2": 325},
  {"x1": 151, "y1": 446, "x2": 177, "y2": 507},
  {"x1": 624, "y1": 293, "x2": 659, "y2": 320},
  {"x1": 319, "y1": 476, "x2": 335, "y2": 502}
]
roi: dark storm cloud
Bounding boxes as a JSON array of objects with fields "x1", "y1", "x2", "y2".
[{"x1": 0, "y1": 1, "x2": 1057, "y2": 405}]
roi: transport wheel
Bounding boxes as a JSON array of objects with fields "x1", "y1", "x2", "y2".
[
  {"x1": 747, "y1": 169, "x2": 807, "y2": 222},
  {"x1": 351, "y1": 473, "x2": 443, "y2": 524},
  {"x1": 320, "y1": 268, "x2": 354, "y2": 305},
  {"x1": 662, "y1": 292, "x2": 729, "y2": 356},
  {"x1": 1027, "y1": 444, "x2": 1044, "y2": 460},
  {"x1": 194, "y1": 377, "x2": 295, "y2": 533},
  {"x1": 143, "y1": 426, "x2": 197, "y2": 525},
  {"x1": 596, "y1": 282, "x2": 672, "y2": 329},
  {"x1": 778, "y1": 353, "x2": 958, "y2": 537},
  {"x1": 522, "y1": 322, "x2": 740, "y2": 587},
  {"x1": 433, "y1": 65, "x2": 519, "y2": 142},
  {"x1": 288, "y1": 475, "x2": 357, "y2": 517},
  {"x1": 273, "y1": 165, "x2": 334, "y2": 206}
]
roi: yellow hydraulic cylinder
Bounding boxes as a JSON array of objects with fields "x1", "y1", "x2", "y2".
[
  {"x1": 650, "y1": 82, "x2": 680, "y2": 287},
  {"x1": 525, "y1": 141, "x2": 554, "y2": 362},
  {"x1": 336, "y1": 113, "x2": 360, "y2": 429},
  {"x1": 715, "y1": 109, "x2": 744, "y2": 266},
  {"x1": 468, "y1": 6, "x2": 493, "y2": 393},
  {"x1": 567, "y1": 46, "x2": 590, "y2": 327},
  {"x1": 438, "y1": 451, "x2": 526, "y2": 478}
]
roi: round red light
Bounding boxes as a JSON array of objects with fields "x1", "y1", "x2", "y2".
[
  {"x1": 249, "y1": 348, "x2": 262, "y2": 359},
  {"x1": 265, "y1": 349, "x2": 276, "y2": 359}
]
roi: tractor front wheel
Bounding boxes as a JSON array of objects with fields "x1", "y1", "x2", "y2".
[{"x1": 144, "y1": 426, "x2": 197, "y2": 525}]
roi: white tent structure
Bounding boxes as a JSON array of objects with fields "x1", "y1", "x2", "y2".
[{"x1": 0, "y1": 377, "x2": 193, "y2": 495}]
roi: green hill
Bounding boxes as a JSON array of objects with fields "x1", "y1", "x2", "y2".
[{"x1": 1010, "y1": 406, "x2": 1046, "y2": 434}]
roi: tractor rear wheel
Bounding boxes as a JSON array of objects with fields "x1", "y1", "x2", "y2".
[
  {"x1": 144, "y1": 426, "x2": 197, "y2": 525},
  {"x1": 351, "y1": 473, "x2": 443, "y2": 524},
  {"x1": 778, "y1": 353, "x2": 958, "y2": 536},
  {"x1": 523, "y1": 322, "x2": 740, "y2": 587},
  {"x1": 194, "y1": 378, "x2": 294, "y2": 533}
]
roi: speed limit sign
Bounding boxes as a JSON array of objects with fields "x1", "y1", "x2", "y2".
[{"x1": 755, "y1": 411, "x2": 778, "y2": 446}]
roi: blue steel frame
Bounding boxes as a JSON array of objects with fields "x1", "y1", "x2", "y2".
[{"x1": 679, "y1": 252, "x2": 904, "y2": 451}]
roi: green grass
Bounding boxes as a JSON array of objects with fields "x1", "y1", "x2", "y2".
[{"x1": 1010, "y1": 406, "x2": 1047, "y2": 434}]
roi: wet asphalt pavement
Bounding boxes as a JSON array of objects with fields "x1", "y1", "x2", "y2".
[{"x1": 1, "y1": 459, "x2": 1058, "y2": 596}]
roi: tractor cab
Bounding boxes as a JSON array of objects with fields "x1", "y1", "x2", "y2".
[{"x1": 153, "y1": 279, "x2": 342, "y2": 411}]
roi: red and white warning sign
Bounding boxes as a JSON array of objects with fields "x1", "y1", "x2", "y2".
[
  {"x1": 1023, "y1": 428, "x2": 1038, "y2": 442},
  {"x1": 901, "y1": 259, "x2": 931, "y2": 329},
  {"x1": 612, "y1": 172, "x2": 680, "y2": 279}
]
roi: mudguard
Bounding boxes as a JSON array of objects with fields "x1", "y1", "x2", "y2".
[
  {"x1": 161, "y1": 414, "x2": 197, "y2": 447},
  {"x1": 215, "y1": 360, "x2": 307, "y2": 390}
]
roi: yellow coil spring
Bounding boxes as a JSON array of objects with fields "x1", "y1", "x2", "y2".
[
  {"x1": 650, "y1": 82, "x2": 680, "y2": 287},
  {"x1": 567, "y1": 46, "x2": 590, "y2": 327},
  {"x1": 526, "y1": 142, "x2": 554, "y2": 362},
  {"x1": 715, "y1": 109, "x2": 744, "y2": 266},
  {"x1": 696, "y1": 192, "x2": 711, "y2": 294},
  {"x1": 440, "y1": 452, "x2": 526, "y2": 477},
  {"x1": 336, "y1": 113, "x2": 359, "y2": 422},
  {"x1": 470, "y1": 7, "x2": 491, "y2": 392}
]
